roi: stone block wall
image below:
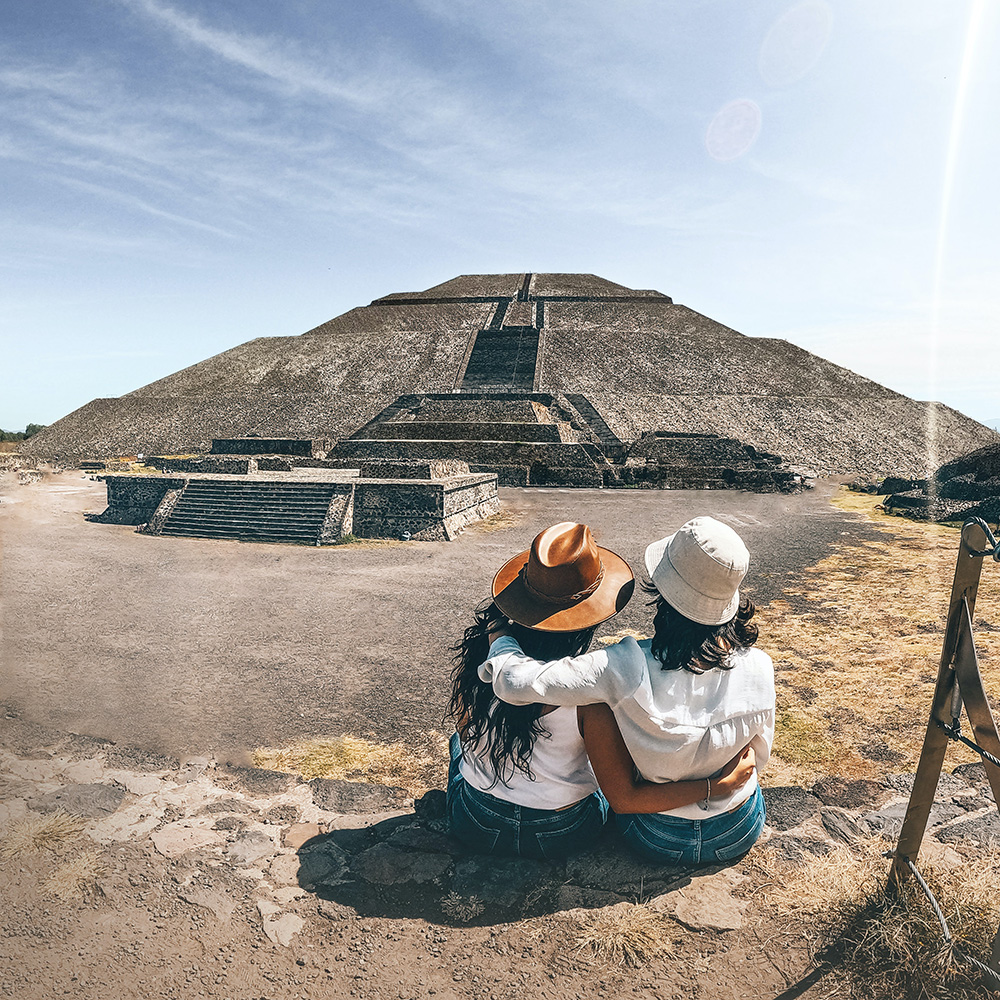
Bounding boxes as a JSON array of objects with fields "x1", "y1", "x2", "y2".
[
  {"x1": 374, "y1": 421, "x2": 565, "y2": 443},
  {"x1": 152, "y1": 456, "x2": 257, "y2": 474},
  {"x1": 352, "y1": 474, "x2": 498, "y2": 541},
  {"x1": 97, "y1": 475, "x2": 187, "y2": 524},
  {"x1": 338, "y1": 438, "x2": 598, "y2": 469},
  {"x1": 210, "y1": 438, "x2": 314, "y2": 456},
  {"x1": 359, "y1": 460, "x2": 470, "y2": 480}
]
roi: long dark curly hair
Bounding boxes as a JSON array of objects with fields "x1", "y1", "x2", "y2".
[
  {"x1": 642, "y1": 579, "x2": 758, "y2": 674},
  {"x1": 448, "y1": 600, "x2": 596, "y2": 788}
]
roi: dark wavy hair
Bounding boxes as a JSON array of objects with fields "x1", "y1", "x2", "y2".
[
  {"x1": 642, "y1": 579, "x2": 758, "y2": 674},
  {"x1": 447, "y1": 600, "x2": 596, "y2": 788}
]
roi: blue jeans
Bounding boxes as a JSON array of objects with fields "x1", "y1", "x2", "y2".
[
  {"x1": 447, "y1": 732, "x2": 608, "y2": 860},
  {"x1": 616, "y1": 785, "x2": 766, "y2": 865}
]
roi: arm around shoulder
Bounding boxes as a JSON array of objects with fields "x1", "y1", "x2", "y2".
[{"x1": 482, "y1": 635, "x2": 646, "y2": 708}]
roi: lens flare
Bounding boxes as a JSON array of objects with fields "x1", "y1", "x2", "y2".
[
  {"x1": 759, "y1": 0, "x2": 833, "y2": 88},
  {"x1": 927, "y1": 0, "x2": 987, "y2": 479},
  {"x1": 705, "y1": 99, "x2": 762, "y2": 162}
]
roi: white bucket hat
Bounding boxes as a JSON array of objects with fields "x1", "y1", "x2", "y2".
[{"x1": 643, "y1": 516, "x2": 749, "y2": 626}]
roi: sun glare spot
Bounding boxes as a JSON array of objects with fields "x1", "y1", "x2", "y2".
[
  {"x1": 705, "y1": 99, "x2": 762, "y2": 162},
  {"x1": 759, "y1": 0, "x2": 833, "y2": 87}
]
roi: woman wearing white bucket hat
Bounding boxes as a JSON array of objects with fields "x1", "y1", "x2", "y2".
[
  {"x1": 481, "y1": 516, "x2": 775, "y2": 865},
  {"x1": 447, "y1": 521, "x2": 759, "y2": 860}
]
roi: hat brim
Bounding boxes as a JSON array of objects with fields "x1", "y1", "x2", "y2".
[
  {"x1": 492, "y1": 546, "x2": 635, "y2": 632},
  {"x1": 644, "y1": 533, "x2": 740, "y2": 626}
]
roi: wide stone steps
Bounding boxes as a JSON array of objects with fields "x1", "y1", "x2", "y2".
[
  {"x1": 461, "y1": 326, "x2": 540, "y2": 390},
  {"x1": 160, "y1": 481, "x2": 342, "y2": 542}
]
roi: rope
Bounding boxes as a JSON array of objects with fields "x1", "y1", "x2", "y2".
[
  {"x1": 962, "y1": 517, "x2": 1000, "y2": 561},
  {"x1": 936, "y1": 718, "x2": 1000, "y2": 771},
  {"x1": 900, "y1": 857, "x2": 1000, "y2": 989}
]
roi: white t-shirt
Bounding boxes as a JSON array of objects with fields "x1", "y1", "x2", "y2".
[
  {"x1": 459, "y1": 705, "x2": 600, "y2": 809},
  {"x1": 481, "y1": 635, "x2": 775, "y2": 820}
]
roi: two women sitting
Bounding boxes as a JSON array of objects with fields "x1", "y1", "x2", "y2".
[{"x1": 447, "y1": 517, "x2": 775, "y2": 865}]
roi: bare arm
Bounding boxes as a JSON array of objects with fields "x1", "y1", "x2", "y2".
[{"x1": 578, "y1": 704, "x2": 756, "y2": 815}]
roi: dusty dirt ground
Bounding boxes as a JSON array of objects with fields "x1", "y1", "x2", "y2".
[
  {"x1": 0, "y1": 470, "x2": 876, "y2": 759},
  {"x1": 0, "y1": 709, "x2": 834, "y2": 1000},
  {"x1": 3, "y1": 470, "x2": 999, "y2": 999}
]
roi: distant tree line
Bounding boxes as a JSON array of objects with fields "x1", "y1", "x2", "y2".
[{"x1": 0, "y1": 424, "x2": 46, "y2": 442}]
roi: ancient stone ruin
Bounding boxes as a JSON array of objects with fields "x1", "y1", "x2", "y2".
[
  {"x1": 94, "y1": 439, "x2": 499, "y2": 544},
  {"x1": 27, "y1": 273, "x2": 997, "y2": 485},
  {"x1": 879, "y1": 442, "x2": 1000, "y2": 523}
]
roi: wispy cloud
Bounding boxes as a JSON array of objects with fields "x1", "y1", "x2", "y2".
[
  {"x1": 53, "y1": 176, "x2": 241, "y2": 239},
  {"x1": 119, "y1": 0, "x2": 378, "y2": 107}
]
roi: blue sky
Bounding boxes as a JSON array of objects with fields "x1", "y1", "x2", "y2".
[{"x1": 2, "y1": 0, "x2": 998, "y2": 430}]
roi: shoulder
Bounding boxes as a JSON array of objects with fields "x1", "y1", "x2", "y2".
[
  {"x1": 603, "y1": 636, "x2": 650, "y2": 673},
  {"x1": 730, "y1": 645, "x2": 772, "y2": 669},
  {"x1": 725, "y1": 646, "x2": 775, "y2": 697}
]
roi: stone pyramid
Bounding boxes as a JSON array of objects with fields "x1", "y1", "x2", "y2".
[{"x1": 28, "y1": 273, "x2": 996, "y2": 477}]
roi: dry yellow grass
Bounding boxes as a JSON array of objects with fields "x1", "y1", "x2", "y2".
[
  {"x1": 747, "y1": 839, "x2": 890, "y2": 918},
  {"x1": 252, "y1": 731, "x2": 449, "y2": 796},
  {"x1": 763, "y1": 489, "x2": 1000, "y2": 784},
  {"x1": 748, "y1": 840, "x2": 1000, "y2": 998},
  {"x1": 43, "y1": 851, "x2": 108, "y2": 901},
  {"x1": 0, "y1": 811, "x2": 85, "y2": 859},
  {"x1": 572, "y1": 901, "x2": 675, "y2": 967}
]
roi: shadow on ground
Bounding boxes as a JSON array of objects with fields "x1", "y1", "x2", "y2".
[{"x1": 297, "y1": 790, "x2": 723, "y2": 927}]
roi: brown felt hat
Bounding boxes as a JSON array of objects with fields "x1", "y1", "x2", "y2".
[{"x1": 492, "y1": 522, "x2": 635, "y2": 632}]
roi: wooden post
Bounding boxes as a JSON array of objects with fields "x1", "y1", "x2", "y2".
[
  {"x1": 890, "y1": 521, "x2": 988, "y2": 882},
  {"x1": 890, "y1": 520, "x2": 1000, "y2": 975}
]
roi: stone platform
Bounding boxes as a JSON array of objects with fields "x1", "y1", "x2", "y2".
[{"x1": 94, "y1": 463, "x2": 499, "y2": 543}]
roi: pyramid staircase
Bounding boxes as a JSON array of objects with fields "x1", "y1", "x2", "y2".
[
  {"x1": 325, "y1": 282, "x2": 803, "y2": 490},
  {"x1": 329, "y1": 393, "x2": 803, "y2": 491},
  {"x1": 157, "y1": 479, "x2": 349, "y2": 544},
  {"x1": 330, "y1": 393, "x2": 613, "y2": 487}
]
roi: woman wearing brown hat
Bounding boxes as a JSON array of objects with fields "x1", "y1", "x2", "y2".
[
  {"x1": 446, "y1": 521, "x2": 758, "y2": 860},
  {"x1": 482, "y1": 516, "x2": 774, "y2": 865}
]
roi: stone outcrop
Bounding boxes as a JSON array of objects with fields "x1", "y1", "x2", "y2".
[{"x1": 24, "y1": 273, "x2": 997, "y2": 477}]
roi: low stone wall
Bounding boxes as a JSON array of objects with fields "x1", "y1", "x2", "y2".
[
  {"x1": 211, "y1": 438, "x2": 314, "y2": 456},
  {"x1": 359, "y1": 460, "x2": 470, "y2": 480},
  {"x1": 95, "y1": 475, "x2": 187, "y2": 524},
  {"x1": 152, "y1": 456, "x2": 257, "y2": 474},
  {"x1": 352, "y1": 474, "x2": 499, "y2": 541}
]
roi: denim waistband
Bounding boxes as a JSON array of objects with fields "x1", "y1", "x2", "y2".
[{"x1": 461, "y1": 781, "x2": 595, "y2": 821}]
